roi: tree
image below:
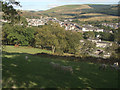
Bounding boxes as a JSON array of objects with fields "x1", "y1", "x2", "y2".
[
  {"x1": 18, "y1": 16, "x2": 28, "y2": 27},
  {"x1": 114, "y1": 28, "x2": 120, "y2": 44},
  {"x1": 83, "y1": 31, "x2": 95, "y2": 39},
  {"x1": 2, "y1": 24, "x2": 35, "y2": 46},
  {"x1": 1, "y1": 0, "x2": 21, "y2": 24},
  {"x1": 114, "y1": 28, "x2": 120, "y2": 59},
  {"x1": 65, "y1": 31, "x2": 83, "y2": 54},
  {"x1": 35, "y1": 21, "x2": 83, "y2": 54},
  {"x1": 35, "y1": 22, "x2": 61, "y2": 53},
  {"x1": 76, "y1": 40, "x2": 96, "y2": 57},
  {"x1": 98, "y1": 32, "x2": 114, "y2": 41}
]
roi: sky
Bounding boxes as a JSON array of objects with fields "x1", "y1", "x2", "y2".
[{"x1": 14, "y1": 0, "x2": 120, "y2": 11}]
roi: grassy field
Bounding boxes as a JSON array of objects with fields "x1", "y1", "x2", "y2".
[
  {"x1": 2, "y1": 46, "x2": 119, "y2": 88},
  {"x1": 78, "y1": 15, "x2": 118, "y2": 21},
  {"x1": 3, "y1": 46, "x2": 52, "y2": 54}
]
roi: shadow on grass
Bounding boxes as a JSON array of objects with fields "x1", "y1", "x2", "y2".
[
  {"x1": 34, "y1": 52, "x2": 120, "y2": 65},
  {"x1": 2, "y1": 51, "x2": 119, "y2": 88}
]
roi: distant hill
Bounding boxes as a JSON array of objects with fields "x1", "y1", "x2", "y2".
[
  {"x1": 22, "y1": 4, "x2": 119, "y2": 21},
  {"x1": 44, "y1": 4, "x2": 92, "y2": 13},
  {"x1": 43, "y1": 4, "x2": 118, "y2": 15},
  {"x1": 21, "y1": 11, "x2": 44, "y2": 19}
]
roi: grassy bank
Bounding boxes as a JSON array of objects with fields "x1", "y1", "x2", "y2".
[
  {"x1": 2, "y1": 46, "x2": 119, "y2": 88},
  {"x1": 3, "y1": 45, "x2": 52, "y2": 54}
]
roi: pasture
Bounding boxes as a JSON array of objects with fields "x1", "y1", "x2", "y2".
[{"x1": 2, "y1": 46, "x2": 119, "y2": 88}]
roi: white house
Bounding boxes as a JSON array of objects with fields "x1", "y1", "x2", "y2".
[
  {"x1": 95, "y1": 29, "x2": 104, "y2": 32},
  {"x1": 82, "y1": 27, "x2": 94, "y2": 32},
  {"x1": 91, "y1": 39, "x2": 101, "y2": 43},
  {"x1": 96, "y1": 42, "x2": 109, "y2": 48},
  {"x1": 82, "y1": 25, "x2": 104, "y2": 32}
]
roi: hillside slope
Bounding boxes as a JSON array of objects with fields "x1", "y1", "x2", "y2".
[
  {"x1": 43, "y1": 4, "x2": 118, "y2": 15},
  {"x1": 3, "y1": 46, "x2": 119, "y2": 88},
  {"x1": 22, "y1": 4, "x2": 119, "y2": 21},
  {"x1": 44, "y1": 4, "x2": 92, "y2": 13}
]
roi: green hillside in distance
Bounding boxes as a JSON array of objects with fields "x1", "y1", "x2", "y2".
[
  {"x1": 22, "y1": 4, "x2": 119, "y2": 21},
  {"x1": 44, "y1": 4, "x2": 92, "y2": 13},
  {"x1": 43, "y1": 4, "x2": 118, "y2": 15}
]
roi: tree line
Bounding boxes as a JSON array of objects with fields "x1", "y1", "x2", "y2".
[{"x1": 2, "y1": 21, "x2": 83, "y2": 54}]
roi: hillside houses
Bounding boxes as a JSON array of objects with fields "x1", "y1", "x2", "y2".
[
  {"x1": 26, "y1": 17, "x2": 61, "y2": 27},
  {"x1": 96, "y1": 41, "x2": 112, "y2": 48},
  {"x1": 63, "y1": 23, "x2": 82, "y2": 32},
  {"x1": 26, "y1": 18, "x2": 47, "y2": 26},
  {"x1": 88, "y1": 38, "x2": 113, "y2": 58},
  {"x1": 82, "y1": 25, "x2": 104, "y2": 32},
  {"x1": 53, "y1": 20, "x2": 82, "y2": 32},
  {"x1": 79, "y1": 39, "x2": 112, "y2": 58},
  {"x1": 26, "y1": 17, "x2": 120, "y2": 34},
  {"x1": 26, "y1": 17, "x2": 107, "y2": 33},
  {"x1": 26, "y1": 17, "x2": 83, "y2": 32},
  {"x1": 88, "y1": 38, "x2": 112, "y2": 48},
  {"x1": 88, "y1": 38, "x2": 101, "y2": 43},
  {"x1": 101, "y1": 23, "x2": 118, "y2": 29}
]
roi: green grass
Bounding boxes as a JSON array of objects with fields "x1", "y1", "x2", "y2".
[
  {"x1": 3, "y1": 45, "x2": 52, "y2": 54},
  {"x1": 2, "y1": 46, "x2": 119, "y2": 88}
]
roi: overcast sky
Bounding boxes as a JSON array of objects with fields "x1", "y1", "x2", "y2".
[{"x1": 15, "y1": 0, "x2": 119, "y2": 11}]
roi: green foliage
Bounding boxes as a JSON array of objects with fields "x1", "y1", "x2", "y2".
[
  {"x1": 83, "y1": 32, "x2": 95, "y2": 39},
  {"x1": 76, "y1": 40, "x2": 96, "y2": 57},
  {"x1": 94, "y1": 32, "x2": 114, "y2": 41},
  {"x1": 19, "y1": 16, "x2": 28, "y2": 26},
  {"x1": 35, "y1": 22, "x2": 83, "y2": 54},
  {"x1": 2, "y1": 24, "x2": 35, "y2": 46},
  {"x1": 65, "y1": 31, "x2": 83, "y2": 54},
  {"x1": 3, "y1": 45, "x2": 52, "y2": 54},
  {"x1": 115, "y1": 46, "x2": 120, "y2": 59},
  {"x1": 1, "y1": 0, "x2": 21, "y2": 24},
  {"x1": 114, "y1": 28, "x2": 120, "y2": 44},
  {"x1": 114, "y1": 28, "x2": 120, "y2": 59},
  {"x1": 100, "y1": 32, "x2": 114, "y2": 41}
]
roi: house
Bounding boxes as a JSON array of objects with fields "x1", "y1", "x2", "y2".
[
  {"x1": 96, "y1": 35, "x2": 101, "y2": 38},
  {"x1": 95, "y1": 29, "x2": 104, "y2": 32},
  {"x1": 96, "y1": 41, "x2": 111, "y2": 48},
  {"x1": 26, "y1": 18, "x2": 47, "y2": 26},
  {"x1": 101, "y1": 23, "x2": 118, "y2": 29},
  {"x1": 62, "y1": 22, "x2": 82, "y2": 31},
  {"x1": 82, "y1": 27, "x2": 94, "y2": 32},
  {"x1": 92, "y1": 39, "x2": 101, "y2": 43},
  {"x1": 80, "y1": 40, "x2": 84, "y2": 43},
  {"x1": 88, "y1": 38, "x2": 101, "y2": 43},
  {"x1": 82, "y1": 25, "x2": 104, "y2": 32},
  {"x1": 103, "y1": 53, "x2": 111, "y2": 58}
]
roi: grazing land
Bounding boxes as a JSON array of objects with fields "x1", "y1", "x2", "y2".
[
  {"x1": 2, "y1": 46, "x2": 119, "y2": 88},
  {"x1": 78, "y1": 15, "x2": 118, "y2": 21}
]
